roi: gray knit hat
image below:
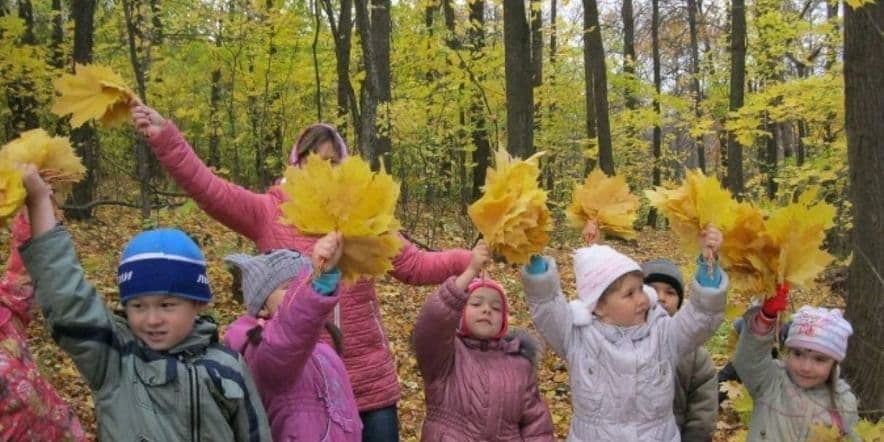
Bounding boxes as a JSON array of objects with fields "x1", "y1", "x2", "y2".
[
  {"x1": 641, "y1": 259, "x2": 685, "y2": 307},
  {"x1": 224, "y1": 250, "x2": 312, "y2": 316}
]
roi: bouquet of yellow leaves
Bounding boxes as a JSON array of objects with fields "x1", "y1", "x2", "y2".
[
  {"x1": 566, "y1": 169, "x2": 639, "y2": 240},
  {"x1": 0, "y1": 129, "x2": 86, "y2": 202},
  {"x1": 719, "y1": 202, "x2": 778, "y2": 294},
  {"x1": 645, "y1": 170, "x2": 739, "y2": 256},
  {"x1": 51, "y1": 64, "x2": 136, "y2": 128},
  {"x1": 279, "y1": 154, "x2": 402, "y2": 284},
  {"x1": 468, "y1": 148, "x2": 550, "y2": 264},
  {"x1": 0, "y1": 160, "x2": 25, "y2": 227}
]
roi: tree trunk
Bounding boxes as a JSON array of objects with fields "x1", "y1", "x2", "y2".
[
  {"x1": 469, "y1": 0, "x2": 490, "y2": 200},
  {"x1": 6, "y1": 0, "x2": 38, "y2": 135},
  {"x1": 581, "y1": 0, "x2": 596, "y2": 175},
  {"x1": 503, "y1": 0, "x2": 534, "y2": 158},
  {"x1": 208, "y1": 6, "x2": 223, "y2": 168},
  {"x1": 370, "y1": 0, "x2": 392, "y2": 172},
  {"x1": 50, "y1": 0, "x2": 64, "y2": 69},
  {"x1": 354, "y1": 0, "x2": 380, "y2": 166},
  {"x1": 764, "y1": 116, "x2": 777, "y2": 198},
  {"x1": 621, "y1": 0, "x2": 636, "y2": 110},
  {"x1": 825, "y1": 0, "x2": 838, "y2": 71},
  {"x1": 796, "y1": 119, "x2": 806, "y2": 166},
  {"x1": 122, "y1": 0, "x2": 152, "y2": 220},
  {"x1": 726, "y1": 0, "x2": 746, "y2": 197},
  {"x1": 843, "y1": 0, "x2": 884, "y2": 421},
  {"x1": 687, "y1": 0, "x2": 705, "y2": 172},
  {"x1": 320, "y1": 0, "x2": 358, "y2": 143},
  {"x1": 648, "y1": 0, "x2": 662, "y2": 227},
  {"x1": 530, "y1": 0, "x2": 542, "y2": 88},
  {"x1": 64, "y1": 0, "x2": 99, "y2": 221},
  {"x1": 584, "y1": 0, "x2": 614, "y2": 175}
]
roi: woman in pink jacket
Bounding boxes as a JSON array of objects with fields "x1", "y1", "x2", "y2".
[
  {"x1": 132, "y1": 104, "x2": 471, "y2": 440},
  {"x1": 224, "y1": 233, "x2": 362, "y2": 441},
  {"x1": 0, "y1": 212, "x2": 87, "y2": 441},
  {"x1": 413, "y1": 241, "x2": 555, "y2": 441}
]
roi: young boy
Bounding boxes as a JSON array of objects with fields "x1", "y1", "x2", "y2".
[
  {"x1": 17, "y1": 165, "x2": 271, "y2": 441},
  {"x1": 642, "y1": 258, "x2": 717, "y2": 442}
]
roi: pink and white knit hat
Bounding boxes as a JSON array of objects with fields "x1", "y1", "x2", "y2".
[
  {"x1": 570, "y1": 245, "x2": 653, "y2": 325},
  {"x1": 785, "y1": 305, "x2": 853, "y2": 362}
]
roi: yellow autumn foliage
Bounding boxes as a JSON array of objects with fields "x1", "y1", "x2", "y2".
[
  {"x1": 765, "y1": 189, "x2": 835, "y2": 291},
  {"x1": 51, "y1": 64, "x2": 135, "y2": 128},
  {"x1": 720, "y1": 203, "x2": 779, "y2": 295},
  {"x1": 279, "y1": 154, "x2": 402, "y2": 284},
  {"x1": 0, "y1": 161, "x2": 25, "y2": 227},
  {"x1": 0, "y1": 129, "x2": 86, "y2": 200},
  {"x1": 468, "y1": 148, "x2": 550, "y2": 264},
  {"x1": 645, "y1": 170, "x2": 739, "y2": 256},
  {"x1": 566, "y1": 169, "x2": 639, "y2": 240}
]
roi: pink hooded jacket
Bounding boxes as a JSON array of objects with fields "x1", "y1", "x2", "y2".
[
  {"x1": 413, "y1": 277, "x2": 555, "y2": 441},
  {"x1": 148, "y1": 122, "x2": 471, "y2": 411},
  {"x1": 0, "y1": 213, "x2": 87, "y2": 441},
  {"x1": 224, "y1": 274, "x2": 361, "y2": 441}
]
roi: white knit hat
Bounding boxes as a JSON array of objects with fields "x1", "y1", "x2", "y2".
[
  {"x1": 569, "y1": 245, "x2": 648, "y2": 325},
  {"x1": 785, "y1": 305, "x2": 853, "y2": 362}
]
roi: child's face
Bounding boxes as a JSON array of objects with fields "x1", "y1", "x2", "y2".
[
  {"x1": 257, "y1": 282, "x2": 289, "y2": 319},
  {"x1": 594, "y1": 273, "x2": 649, "y2": 327},
  {"x1": 650, "y1": 281, "x2": 679, "y2": 316},
  {"x1": 125, "y1": 295, "x2": 205, "y2": 351},
  {"x1": 463, "y1": 287, "x2": 504, "y2": 339},
  {"x1": 786, "y1": 346, "x2": 835, "y2": 389}
]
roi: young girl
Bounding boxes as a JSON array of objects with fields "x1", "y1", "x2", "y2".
[
  {"x1": 133, "y1": 100, "x2": 470, "y2": 440},
  {"x1": 522, "y1": 223, "x2": 728, "y2": 441},
  {"x1": 413, "y1": 241, "x2": 555, "y2": 441},
  {"x1": 223, "y1": 234, "x2": 362, "y2": 441},
  {"x1": 0, "y1": 212, "x2": 86, "y2": 441},
  {"x1": 734, "y1": 288, "x2": 859, "y2": 440}
]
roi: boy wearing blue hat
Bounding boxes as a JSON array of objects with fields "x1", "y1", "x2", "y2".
[{"x1": 16, "y1": 165, "x2": 271, "y2": 441}]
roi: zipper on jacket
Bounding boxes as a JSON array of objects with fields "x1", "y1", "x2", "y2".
[{"x1": 184, "y1": 357, "x2": 201, "y2": 442}]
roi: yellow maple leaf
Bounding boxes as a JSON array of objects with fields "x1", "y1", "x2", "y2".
[
  {"x1": 566, "y1": 169, "x2": 639, "y2": 240},
  {"x1": 279, "y1": 154, "x2": 402, "y2": 284},
  {"x1": 468, "y1": 148, "x2": 551, "y2": 264},
  {"x1": 855, "y1": 418, "x2": 884, "y2": 442},
  {"x1": 0, "y1": 129, "x2": 87, "y2": 200},
  {"x1": 807, "y1": 420, "x2": 844, "y2": 441},
  {"x1": 645, "y1": 170, "x2": 739, "y2": 256},
  {"x1": 720, "y1": 202, "x2": 779, "y2": 295},
  {"x1": 764, "y1": 189, "x2": 835, "y2": 291},
  {"x1": 51, "y1": 64, "x2": 135, "y2": 128},
  {"x1": 0, "y1": 161, "x2": 25, "y2": 227}
]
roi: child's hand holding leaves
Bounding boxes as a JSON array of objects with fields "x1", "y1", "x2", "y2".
[
  {"x1": 312, "y1": 232, "x2": 343, "y2": 272},
  {"x1": 130, "y1": 101, "x2": 166, "y2": 139},
  {"x1": 457, "y1": 241, "x2": 490, "y2": 291}
]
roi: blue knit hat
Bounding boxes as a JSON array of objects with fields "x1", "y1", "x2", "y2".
[{"x1": 117, "y1": 229, "x2": 211, "y2": 304}]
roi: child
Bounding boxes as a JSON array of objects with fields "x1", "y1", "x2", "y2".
[
  {"x1": 734, "y1": 287, "x2": 859, "y2": 440},
  {"x1": 223, "y1": 237, "x2": 362, "y2": 441},
  {"x1": 642, "y1": 259, "x2": 717, "y2": 441},
  {"x1": 0, "y1": 212, "x2": 86, "y2": 441},
  {"x1": 16, "y1": 165, "x2": 271, "y2": 441},
  {"x1": 413, "y1": 241, "x2": 555, "y2": 441},
  {"x1": 523, "y1": 223, "x2": 728, "y2": 441}
]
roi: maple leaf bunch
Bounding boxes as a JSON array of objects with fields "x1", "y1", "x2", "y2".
[
  {"x1": 0, "y1": 161, "x2": 26, "y2": 227},
  {"x1": 0, "y1": 129, "x2": 87, "y2": 206},
  {"x1": 51, "y1": 64, "x2": 136, "y2": 128},
  {"x1": 468, "y1": 148, "x2": 551, "y2": 264},
  {"x1": 566, "y1": 169, "x2": 639, "y2": 240},
  {"x1": 279, "y1": 154, "x2": 403, "y2": 284}
]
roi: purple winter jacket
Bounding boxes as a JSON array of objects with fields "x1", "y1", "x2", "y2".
[
  {"x1": 413, "y1": 277, "x2": 556, "y2": 441},
  {"x1": 224, "y1": 277, "x2": 361, "y2": 442}
]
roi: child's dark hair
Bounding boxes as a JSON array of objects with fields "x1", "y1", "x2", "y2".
[
  {"x1": 598, "y1": 270, "x2": 644, "y2": 304},
  {"x1": 245, "y1": 322, "x2": 343, "y2": 355}
]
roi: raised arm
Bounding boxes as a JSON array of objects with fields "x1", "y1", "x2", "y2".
[
  {"x1": 389, "y1": 234, "x2": 471, "y2": 285},
  {"x1": 414, "y1": 242, "x2": 486, "y2": 380},
  {"x1": 18, "y1": 165, "x2": 122, "y2": 391},
  {"x1": 132, "y1": 104, "x2": 271, "y2": 240},
  {"x1": 251, "y1": 233, "x2": 343, "y2": 381},
  {"x1": 522, "y1": 256, "x2": 574, "y2": 360},
  {"x1": 733, "y1": 307, "x2": 781, "y2": 399}
]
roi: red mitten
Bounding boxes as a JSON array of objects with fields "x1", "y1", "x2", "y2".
[{"x1": 761, "y1": 282, "x2": 790, "y2": 319}]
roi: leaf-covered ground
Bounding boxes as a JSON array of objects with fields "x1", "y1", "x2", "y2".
[{"x1": 6, "y1": 204, "x2": 842, "y2": 441}]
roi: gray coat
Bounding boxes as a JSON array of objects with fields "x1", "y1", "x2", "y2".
[
  {"x1": 522, "y1": 258, "x2": 727, "y2": 441},
  {"x1": 21, "y1": 226, "x2": 272, "y2": 442},
  {"x1": 673, "y1": 348, "x2": 717, "y2": 441},
  {"x1": 734, "y1": 308, "x2": 859, "y2": 441}
]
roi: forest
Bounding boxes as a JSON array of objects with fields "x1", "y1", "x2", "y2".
[{"x1": 0, "y1": 0, "x2": 882, "y2": 440}]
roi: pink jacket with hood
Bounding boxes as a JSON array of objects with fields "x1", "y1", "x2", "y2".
[{"x1": 148, "y1": 122, "x2": 471, "y2": 411}]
